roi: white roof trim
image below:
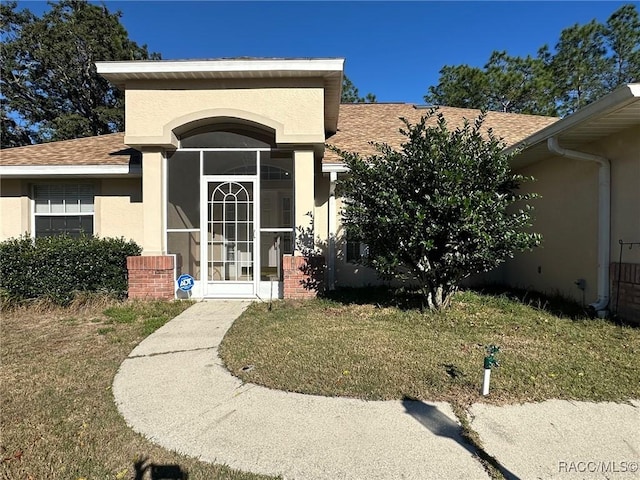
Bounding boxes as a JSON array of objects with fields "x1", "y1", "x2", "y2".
[
  {"x1": 96, "y1": 58, "x2": 345, "y2": 76},
  {"x1": 507, "y1": 83, "x2": 640, "y2": 153},
  {"x1": 0, "y1": 165, "x2": 141, "y2": 177},
  {"x1": 322, "y1": 163, "x2": 349, "y2": 173}
]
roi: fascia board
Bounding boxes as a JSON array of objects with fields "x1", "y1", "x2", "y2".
[
  {"x1": 506, "y1": 84, "x2": 640, "y2": 154},
  {"x1": 0, "y1": 165, "x2": 141, "y2": 177}
]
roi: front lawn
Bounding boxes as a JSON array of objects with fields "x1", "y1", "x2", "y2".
[
  {"x1": 219, "y1": 289, "x2": 640, "y2": 405},
  {"x1": 0, "y1": 300, "x2": 277, "y2": 480}
]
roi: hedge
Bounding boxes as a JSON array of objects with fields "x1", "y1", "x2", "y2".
[{"x1": 0, "y1": 235, "x2": 141, "y2": 305}]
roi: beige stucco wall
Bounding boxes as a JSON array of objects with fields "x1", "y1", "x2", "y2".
[
  {"x1": 313, "y1": 171, "x2": 330, "y2": 255},
  {"x1": 503, "y1": 125, "x2": 640, "y2": 303},
  {"x1": 0, "y1": 178, "x2": 143, "y2": 244},
  {"x1": 294, "y1": 150, "x2": 316, "y2": 255},
  {"x1": 332, "y1": 195, "x2": 383, "y2": 287},
  {"x1": 0, "y1": 179, "x2": 30, "y2": 239},
  {"x1": 603, "y1": 125, "x2": 640, "y2": 265},
  {"x1": 95, "y1": 178, "x2": 143, "y2": 245},
  {"x1": 141, "y1": 150, "x2": 164, "y2": 255},
  {"x1": 124, "y1": 79, "x2": 326, "y2": 147}
]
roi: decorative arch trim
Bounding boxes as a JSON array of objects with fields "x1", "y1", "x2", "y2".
[{"x1": 166, "y1": 108, "x2": 284, "y2": 146}]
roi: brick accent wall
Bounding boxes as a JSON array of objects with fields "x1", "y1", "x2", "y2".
[
  {"x1": 283, "y1": 255, "x2": 325, "y2": 299},
  {"x1": 127, "y1": 255, "x2": 175, "y2": 300},
  {"x1": 610, "y1": 262, "x2": 640, "y2": 324}
]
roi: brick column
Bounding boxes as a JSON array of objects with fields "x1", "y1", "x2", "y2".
[
  {"x1": 283, "y1": 255, "x2": 325, "y2": 299},
  {"x1": 610, "y1": 262, "x2": 640, "y2": 324},
  {"x1": 127, "y1": 255, "x2": 175, "y2": 300}
]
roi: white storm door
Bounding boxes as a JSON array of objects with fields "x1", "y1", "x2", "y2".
[{"x1": 205, "y1": 180, "x2": 257, "y2": 297}]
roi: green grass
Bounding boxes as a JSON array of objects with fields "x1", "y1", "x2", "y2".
[
  {"x1": 1, "y1": 299, "x2": 277, "y2": 480},
  {"x1": 219, "y1": 289, "x2": 640, "y2": 405}
]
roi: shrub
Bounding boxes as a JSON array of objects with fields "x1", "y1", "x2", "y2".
[
  {"x1": 334, "y1": 109, "x2": 540, "y2": 310},
  {"x1": 0, "y1": 234, "x2": 141, "y2": 305}
]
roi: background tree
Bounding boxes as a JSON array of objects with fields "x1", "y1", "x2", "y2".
[
  {"x1": 550, "y1": 19, "x2": 609, "y2": 116},
  {"x1": 335, "y1": 110, "x2": 540, "y2": 310},
  {"x1": 341, "y1": 74, "x2": 377, "y2": 103},
  {"x1": 424, "y1": 64, "x2": 488, "y2": 109},
  {"x1": 425, "y1": 3, "x2": 640, "y2": 117},
  {"x1": 1, "y1": 0, "x2": 160, "y2": 147},
  {"x1": 483, "y1": 51, "x2": 557, "y2": 115},
  {"x1": 604, "y1": 4, "x2": 640, "y2": 89}
]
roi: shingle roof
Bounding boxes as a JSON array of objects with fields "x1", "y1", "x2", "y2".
[
  {"x1": 0, "y1": 105, "x2": 558, "y2": 166},
  {"x1": 0, "y1": 132, "x2": 138, "y2": 166},
  {"x1": 324, "y1": 103, "x2": 559, "y2": 163}
]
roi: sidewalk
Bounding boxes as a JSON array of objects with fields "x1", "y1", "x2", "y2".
[{"x1": 113, "y1": 301, "x2": 640, "y2": 480}]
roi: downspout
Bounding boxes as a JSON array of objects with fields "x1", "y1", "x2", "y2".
[
  {"x1": 328, "y1": 171, "x2": 337, "y2": 290},
  {"x1": 547, "y1": 137, "x2": 610, "y2": 315}
]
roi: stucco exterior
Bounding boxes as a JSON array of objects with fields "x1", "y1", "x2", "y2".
[
  {"x1": 0, "y1": 59, "x2": 636, "y2": 306},
  {"x1": 503, "y1": 124, "x2": 640, "y2": 305},
  {"x1": 0, "y1": 179, "x2": 30, "y2": 238},
  {"x1": 124, "y1": 80, "x2": 326, "y2": 148},
  {"x1": 0, "y1": 177, "x2": 144, "y2": 244},
  {"x1": 96, "y1": 178, "x2": 144, "y2": 244}
]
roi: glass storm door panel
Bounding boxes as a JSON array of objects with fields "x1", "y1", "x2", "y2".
[{"x1": 207, "y1": 181, "x2": 255, "y2": 296}]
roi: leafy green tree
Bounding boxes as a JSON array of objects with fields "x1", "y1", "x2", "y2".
[
  {"x1": 341, "y1": 74, "x2": 377, "y2": 103},
  {"x1": 425, "y1": 4, "x2": 640, "y2": 117},
  {"x1": 424, "y1": 64, "x2": 488, "y2": 109},
  {"x1": 551, "y1": 19, "x2": 609, "y2": 116},
  {"x1": 604, "y1": 4, "x2": 640, "y2": 89},
  {"x1": 1, "y1": 0, "x2": 159, "y2": 147},
  {"x1": 334, "y1": 109, "x2": 540, "y2": 310},
  {"x1": 484, "y1": 51, "x2": 557, "y2": 115}
]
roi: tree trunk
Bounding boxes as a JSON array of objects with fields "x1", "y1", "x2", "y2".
[{"x1": 423, "y1": 284, "x2": 457, "y2": 311}]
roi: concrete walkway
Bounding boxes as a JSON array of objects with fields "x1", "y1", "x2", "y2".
[{"x1": 113, "y1": 301, "x2": 640, "y2": 480}]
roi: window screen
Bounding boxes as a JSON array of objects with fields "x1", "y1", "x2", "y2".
[{"x1": 34, "y1": 184, "x2": 94, "y2": 237}]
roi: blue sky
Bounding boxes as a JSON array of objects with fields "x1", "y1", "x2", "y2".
[{"x1": 18, "y1": 1, "x2": 634, "y2": 103}]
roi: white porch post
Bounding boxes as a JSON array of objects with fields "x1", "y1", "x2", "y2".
[
  {"x1": 141, "y1": 149, "x2": 165, "y2": 256},
  {"x1": 294, "y1": 150, "x2": 315, "y2": 255}
]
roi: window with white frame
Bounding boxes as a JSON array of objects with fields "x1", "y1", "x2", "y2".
[{"x1": 33, "y1": 184, "x2": 94, "y2": 237}]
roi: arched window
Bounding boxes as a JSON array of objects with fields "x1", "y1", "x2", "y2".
[{"x1": 180, "y1": 125, "x2": 275, "y2": 149}]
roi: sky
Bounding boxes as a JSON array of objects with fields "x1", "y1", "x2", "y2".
[{"x1": 17, "y1": 1, "x2": 636, "y2": 103}]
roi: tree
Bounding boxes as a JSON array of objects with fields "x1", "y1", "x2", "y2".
[
  {"x1": 1, "y1": 0, "x2": 159, "y2": 147},
  {"x1": 424, "y1": 64, "x2": 488, "y2": 109},
  {"x1": 341, "y1": 74, "x2": 377, "y2": 103},
  {"x1": 424, "y1": 4, "x2": 640, "y2": 117},
  {"x1": 551, "y1": 19, "x2": 609, "y2": 116},
  {"x1": 335, "y1": 109, "x2": 540, "y2": 310},
  {"x1": 604, "y1": 4, "x2": 640, "y2": 89},
  {"x1": 483, "y1": 51, "x2": 557, "y2": 116}
]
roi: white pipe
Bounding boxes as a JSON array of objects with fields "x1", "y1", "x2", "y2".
[
  {"x1": 547, "y1": 137, "x2": 611, "y2": 313},
  {"x1": 482, "y1": 369, "x2": 491, "y2": 396},
  {"x1": 328, "y1": 171, "x2": 338, "y2": 290}
]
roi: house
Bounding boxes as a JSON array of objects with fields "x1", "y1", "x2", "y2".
[
  {"x1": 500, "y1": 84, "x2": 640, "y2": 321},
  {"x1": 0, "y1": 58, "x2": 637, "y2": 320}
]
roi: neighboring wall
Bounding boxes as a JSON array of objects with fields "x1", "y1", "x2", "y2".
[{"x1": 503, "y1": 125, "x2": 640, "y2": 306}]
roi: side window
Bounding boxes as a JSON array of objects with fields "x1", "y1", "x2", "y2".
[
  {"x1": 346, "y1": 234, "x2": 368, "y2": 263},
  {"x1": 34, "y1": 184, "x2": 94, "y2": 237}
]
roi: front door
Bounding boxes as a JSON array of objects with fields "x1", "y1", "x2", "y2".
[{"x1": 204, "y1": 180, "x2": 257, "y2": 297}]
